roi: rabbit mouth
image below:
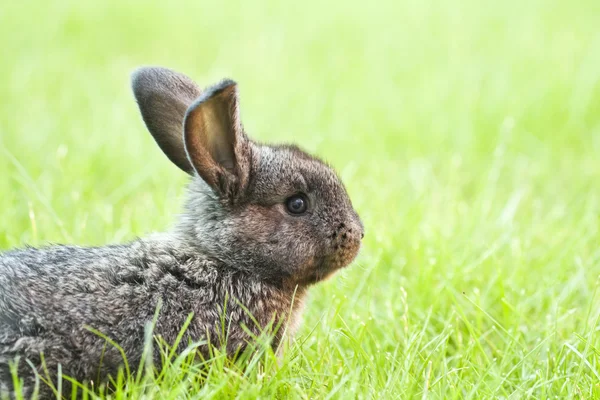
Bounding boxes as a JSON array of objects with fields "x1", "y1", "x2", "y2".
[
  {"x1": 293, "y1": 235, "x2": 362, "y2": 287},
  {"x1": 327, "y1": 245, "x2": 361, "y2": 272},
  {"x1": 308, "y1": 243, "x2": 361, "y2": 283},
  {"x1": 328, "y1": 234, "x2": 362, "y2": 269}
]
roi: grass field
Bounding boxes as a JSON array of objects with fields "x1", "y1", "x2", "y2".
[{"x1": 1, "y1": 0, "x2": 600, "y2": 398}]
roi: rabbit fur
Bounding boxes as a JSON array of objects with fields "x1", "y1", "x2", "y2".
[{"x1": 0, "y1": 67, "x2": 364, "y2": 398}]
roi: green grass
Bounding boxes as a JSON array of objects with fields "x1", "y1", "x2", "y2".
[{"x1": 2, "y1": 0, "x2": 600, "y2": 398}]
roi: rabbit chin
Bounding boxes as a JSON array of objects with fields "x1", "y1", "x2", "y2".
[{"x1": 297, "y1": 242, "x2": 362, "y2": 286}]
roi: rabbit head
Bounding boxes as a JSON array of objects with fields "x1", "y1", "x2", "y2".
[{"x1": 132, "y1": 67, "x2": 363, "y2": 288}]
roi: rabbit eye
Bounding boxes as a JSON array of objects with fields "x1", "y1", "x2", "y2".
[{"x1": 285, "y1": 194, "x2": 308, "y2": 215}]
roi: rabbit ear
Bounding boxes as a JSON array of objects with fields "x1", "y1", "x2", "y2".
[
  {"x1": 131, "y1": 67, "x2": 201, "y2": 174},
  {"x1": 183, "y1": 80, "x2": 251, "y2": 197}
]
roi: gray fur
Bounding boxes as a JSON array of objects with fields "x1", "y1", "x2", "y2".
[
  {"x1": 131, "y1": 67, "x2": 200, "y2": 174},
  {"x1": 0, "y1": 67, "x2": 363, "y2": 398}
]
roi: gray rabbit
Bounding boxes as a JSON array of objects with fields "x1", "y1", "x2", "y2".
[{"x1": 0, "y1": 67, "x2": 364, "y2": 398}]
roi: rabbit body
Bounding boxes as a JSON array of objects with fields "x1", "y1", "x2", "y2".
[
  {"x1": 0, "y1": 235, "x2": 301, "y2": 397},
  {"x1": 0, "y1": 67, "x2": 363, "y2": 398}
]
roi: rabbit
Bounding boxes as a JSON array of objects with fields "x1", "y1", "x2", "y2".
[{"x1": 0, "y1": 67, "x2": 364, "y2": 398}]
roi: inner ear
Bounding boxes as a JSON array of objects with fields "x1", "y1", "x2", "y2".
[
  {"x1": 200, "y1": 93, "x2": 237, "y2": 171},
  {"x1": 184, "y1": 80, "x2": 249, "y2": 195}
]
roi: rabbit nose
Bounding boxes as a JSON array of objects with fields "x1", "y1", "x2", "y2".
[
  {"x1": 345, "y1": 219, "x2": 364, "y2": 243},
  {"x1": 350, "y1": 215, "x2": 364, "y2": 241}
]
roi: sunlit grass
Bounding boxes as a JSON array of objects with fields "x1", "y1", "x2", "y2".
[{"x1": 1, "y1": 0, "x2": 600, "y2": 398}]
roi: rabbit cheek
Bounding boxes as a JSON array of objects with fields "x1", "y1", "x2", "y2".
[
  {"x1": 233, "y1": 205, "x2": 315, "y2": 272},
  {"x1": 236, "y1": 205, "x2": 284, "y2": 241}
]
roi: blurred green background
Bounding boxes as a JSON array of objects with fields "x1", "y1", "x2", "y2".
[{"x1": 1, "y1": 0, "x2": 600, "y2": 397}]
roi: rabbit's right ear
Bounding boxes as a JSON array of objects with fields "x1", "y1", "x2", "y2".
[
  {"x1": 183, "y1": 80, "x2": 251, "y2": 199},
  {"x1": 131, "y1": 67, "x2": 201, "y2": 174}
]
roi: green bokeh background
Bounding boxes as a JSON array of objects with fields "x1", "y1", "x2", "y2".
[{"x1": 1, "y1": 0, "x2": 600, "y2": 397}]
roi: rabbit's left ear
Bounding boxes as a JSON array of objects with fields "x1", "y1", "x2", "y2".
[
  {"x1": 183, "y1": 80, "x2": 251, "y2": 198},
  {"x1": 131, "y1": 67, "x2": 201, "y2": 175}
]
